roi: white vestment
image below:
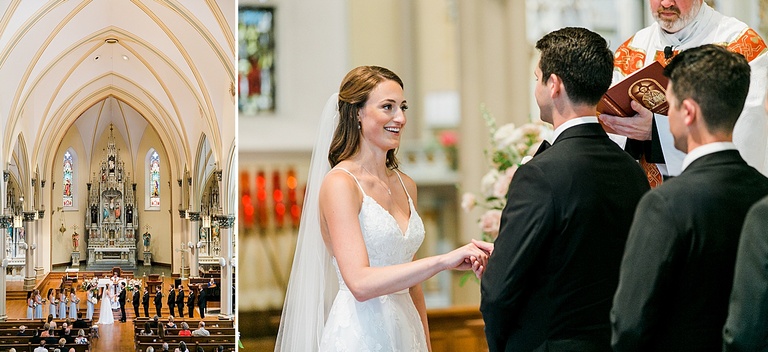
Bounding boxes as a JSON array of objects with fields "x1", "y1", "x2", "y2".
[{"x1": 611, "y1": 3, "x2": 768, "y2": 176}]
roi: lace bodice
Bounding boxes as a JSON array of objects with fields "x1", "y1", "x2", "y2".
[{"x1": 332, "y1": 169, "x2": 425, "y2": 292}]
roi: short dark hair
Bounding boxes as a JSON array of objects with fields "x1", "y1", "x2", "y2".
[
  {"x1": 535, "y1": 27, "x2": 614, "y2": 105},
  {"x1": 664, "y1": 44, "x2": 750, "y2": 134}
]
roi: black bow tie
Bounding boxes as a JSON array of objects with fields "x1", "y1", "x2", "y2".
[{"x1": 534, "y1": 140, "x2": 551, "y2": 156}]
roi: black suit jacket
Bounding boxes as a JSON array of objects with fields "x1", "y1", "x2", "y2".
[
  {"x1": 724, "y1": 195, "x2": 768, "y2": 351},
  {"x1": 176, "y1": 290, "x2": 184, "y2": 306},
  {"x1": 187, "y1": 291, "x2": 196, "y2": 307},
  {"x1": 133, "y1": 290, "x2": 140, "y2": 306},
  {"x1": 480, "y1": 123, "x2": 650, "y2": 352},
  {"x1": 154, "y1": 291, "x2": 162, "y2": 306},
  {"x1": 167, "y1": 289, "x2": 175, "y2": 305},
  {"x1": 118, "y1": 288, "x2": 126, "y2": 305},
  {"x1": 142, "y1": 291, "x2": 150, "y2": 306},
  {"x1": 612, "y1": 150, "x2": 768, "y2": 351}
]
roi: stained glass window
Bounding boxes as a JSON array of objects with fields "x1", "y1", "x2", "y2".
[
  {"x1": 150, "y1": 150, "x2": 160, "y2": 207},
  {"x1": 238, "y1": 6, "x2": 275, "y2": 114},
  {"x1": 63, "y1": 150, "x2": 73, "y2": 207}
]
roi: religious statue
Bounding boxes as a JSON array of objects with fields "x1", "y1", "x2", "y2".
[
  {"x1": 91, "y1": 206, "x2": 98, "y2": 224},
  {"x1": 72, "y1": 232, "x2": 79, "y2": 250},
  {"x1": 115, "y1": 202, "x2": 121, "y2": 219},
  {"x1": 143, "y1": 232, "x2": 151, "y2": 248},
  {"x1": 126, "y1": 206, "x2": 133, "y2": 223},
  {"x1": 108, "y1": 156, "x2": 115, "y2": 173},
  {"x1": 103, "y1": 205, "x2": 109, "y2": 220}
]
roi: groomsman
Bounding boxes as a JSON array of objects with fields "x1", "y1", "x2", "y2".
[
  {"x1": 167, "y1": 284, "x2": 176, "y2": 317},
  {"x1": 611, "y1": 45, "x2": 768, "y2": 351},
  {"x1": 154, "y1": 286, "x2": 162, "y2": 317},
  {"x1": 132, "y1": 285, "x2": 141, "y2": 319},
  {"x1": 175, "y1": 285, "x2": 185, "y2": 318},
  {"x1": 197, "y1": 283, "x2": 207, "y2": 318},
  {"x1": 187, "y1": 286, "x2": 196, "y2": 318},
  {"x1": 141, "y1": 287, "x2": 150, "y2": 318},
  {"x1": 118, "y1": 282, "x2": 127, "y2": 323}
]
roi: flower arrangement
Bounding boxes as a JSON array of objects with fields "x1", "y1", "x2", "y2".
[
  {"x1": 461, "y1": 107, "x2": 552, "y2": 241},
  {"x1": 81, "y1": 277, "x2": 98, "y2": 292},
  {"x1": 126, "y1": 278, "x2": 142, "y2": 291}
]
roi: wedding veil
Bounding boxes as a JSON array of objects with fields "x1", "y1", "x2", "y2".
[{"x1": 274, "y1": 93, "x2": 340, "y2": 351}]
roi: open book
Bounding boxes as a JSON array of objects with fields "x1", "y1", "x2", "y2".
[{"x1": 597, "y1": 61, "x2": 670, "y2": 117}]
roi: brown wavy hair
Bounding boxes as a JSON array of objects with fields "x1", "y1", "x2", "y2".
[{"x1": 328, "y1": 66, "x2": 404, "y2": 168}]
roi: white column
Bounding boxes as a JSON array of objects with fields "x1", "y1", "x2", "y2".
[
  {"x1": 180, "y1": 210, "x2": 190, "y2": 278},
  {"x1": 0, "y1": 170, "x2": 10, "y2": 320},
  {"x1": 22, "y1": 213, "x2": 36, "y2": 291},
  {"x1": 217, "y1": 215, "x2": 234, "y2": 318},
  {"x1": 189, "y1": 212, "x2": 200, "y2": 278},
  {"x1": 456, "y1": 0, "x2": 529, "y2": 305}
]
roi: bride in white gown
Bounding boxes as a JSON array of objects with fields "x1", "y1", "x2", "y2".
[
  {"x1": 274, "y1": 67, "x2": 488, "y2": 351},
  {"x1": 98, "y1": 284, "x2": 114, "y2": 325}
]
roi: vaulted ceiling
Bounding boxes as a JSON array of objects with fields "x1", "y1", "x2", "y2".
[{"x1": 0, "y1": 0, "x2": 236, "y2": 184}]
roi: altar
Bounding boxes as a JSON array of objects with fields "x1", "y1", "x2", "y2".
[{"x1": 86, "y1": 125, "x2": 138, "y2": 270}]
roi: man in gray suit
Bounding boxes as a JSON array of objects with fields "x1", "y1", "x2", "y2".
[{"x1": 611, "y1": 44, "x2": 768, "y2": 351}]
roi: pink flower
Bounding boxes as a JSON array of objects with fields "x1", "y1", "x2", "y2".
[
  {"x1": 479, "y1": 209, "x2": 502, "y2": 239},
  {"x1": 492, "y1": 166, "x2": 518, "y2": 199},
  {"x1": 439, "y1": 130, "x2": 458, "y2": 147},
  {"x1": 461, "y1": 193, "x2": 477, "y2": 212}
]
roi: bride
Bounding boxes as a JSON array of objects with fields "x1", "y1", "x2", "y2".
[
  {"x1": 275, "y1": 66, "x2": 488, "y2": 351},
  {"x1": 98, "y1": 284, "x2": 114, "y2": 325}
]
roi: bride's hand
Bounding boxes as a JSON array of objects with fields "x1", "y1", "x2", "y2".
[{"x1": 441, "y1": 243, "x2": 488, "y2": 271}]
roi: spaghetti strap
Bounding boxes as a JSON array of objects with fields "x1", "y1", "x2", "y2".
[
  {"x1": 393, "y1": 170, "x2": 412, "y2": 202},
  {"x1": 334, "y1": 168, "x2": 367, "y2": 197}
]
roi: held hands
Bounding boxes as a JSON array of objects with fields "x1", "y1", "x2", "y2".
[
  {"x1": 443, "y1": 243, "x2": 489, "y2": 279},
  {"x1": 598, "y1": 100, "x2": 654, "y2": 140}
]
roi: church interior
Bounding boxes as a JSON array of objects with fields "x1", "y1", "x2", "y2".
[
  {"x1": 0, "y1": 1, "x2": 236, "y2": 351},
  {"x1": 238, "y1": 0, "x2": 768, "y2": 351}
]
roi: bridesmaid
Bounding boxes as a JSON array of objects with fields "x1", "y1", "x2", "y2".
[
  {"x1": 33, "y1": 289, "x2": 43, "y2": 319},
  {"x1": 25, "y1": 291, "x2": 33, "y2": 319},
  {"x1": 68, "y1": 289, "x2": 79, "y2": 319},
  {"x1": 47, "y1": 289, "x2": 57, "y2": 319},
  {"x1": 58, "y1": 289, "x2": 67, "y2": 319},
  {"x1": 86, "y1": 286, "x2": 95, "y2": 320}
]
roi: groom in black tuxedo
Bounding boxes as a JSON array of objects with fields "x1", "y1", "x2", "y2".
[
  {"x1": 132, "y1": 285, "x2": 141, "y2": 319},
  {"x1": 118, "y1": 282, "x2": 127, "y2": 323},
  {"x1": 611, "y1": 45, "x2": 768, "y2": 351},
  {"x1": 479, "y1": 27, "x2": 650, "y2": 352}
]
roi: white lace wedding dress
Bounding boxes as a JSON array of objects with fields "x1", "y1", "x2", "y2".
[
  {"x1": 318, "y1": 169, "x2": 428, "y2": 352},
  {"x1": 98, "y1": 285, "x2": 114, "y2": 325}
]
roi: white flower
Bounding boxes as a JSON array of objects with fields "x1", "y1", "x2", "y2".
[
  {"x1": 493, "y1": 123, "x2": 523, "y2": 150},
  {"x1": 480, "y1": 169, "x2": 501, "y2": 198},
  {"x1": 520, "y1": 155, "x2": 533, "y2": 165},
  {"x1": 479, "y1": 209, "x2": 502, "y2": 239},
  {"x1": 461, "y1": 193, "x2": 477, "y2": 212}
]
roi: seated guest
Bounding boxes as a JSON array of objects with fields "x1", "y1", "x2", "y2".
[
  {"x1": 72, "y1": 312, "x2": 88, "y2": 329},
  {"x1": 176, "y1": 341, "x2": 190, "y2": 352},
  {"x1": 47, "y1": 314, "x2": 57, "y2": 329},
  {"x1": 40, "y1": 323, "x2": 51, "y2": 337},
  {"x1": 192, "y1": 321, "x2": 209, "y2": 337},
  {"x1": 161, "y1": 342, "x2": 170, "y2": 352},
  {"x1": 17, "y1": 325, "x2": 27, "y2": 336},
  {"x1": 140, "y1": 322, "x2": 154, "y2": 336},
  {"x1": 74, "y1": 329, "x2": 88, "y2": 344},
  {"x1": 57, "y1": 337, "x2": 67, "y2": 349},
  {"x1": 33, "y1": 340, "x2": 47, "y2": 352},
  {"x1": 178, "y1": 322, "x2": 192, "y2": 337},
  {"x1": 149, "y1": 315, "x2": 160, "y2": 329},
  {"x1": 165, "y1": 315, "x2": 177, "y2": 329},
  {"x1": 146, "y1": 347, "x2": 155, "y2": 352}
]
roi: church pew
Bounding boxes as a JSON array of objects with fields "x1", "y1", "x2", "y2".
[
  {"x1": 0, "y1": 344, "x2": 29, "y2": 352},
  {"x1": 137, "y1": 341, "x2": 235, "y2": 352},
  {"x1": 132, "y1": 318, "x2": 234, "y2": 329},
  {"x1": 135, "y1": 333, "x2": 235, "y2": 344},
  {"x1": 0, "y1": 334, "x2": 33, "y2": 344},
  {"x1": 134, "y1": 326, "x2": 235, "y2": 335}
]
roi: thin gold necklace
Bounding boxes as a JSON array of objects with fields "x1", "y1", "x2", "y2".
[{"x1": 360, "y1": 164, "x2": 392, "y2": 195}]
